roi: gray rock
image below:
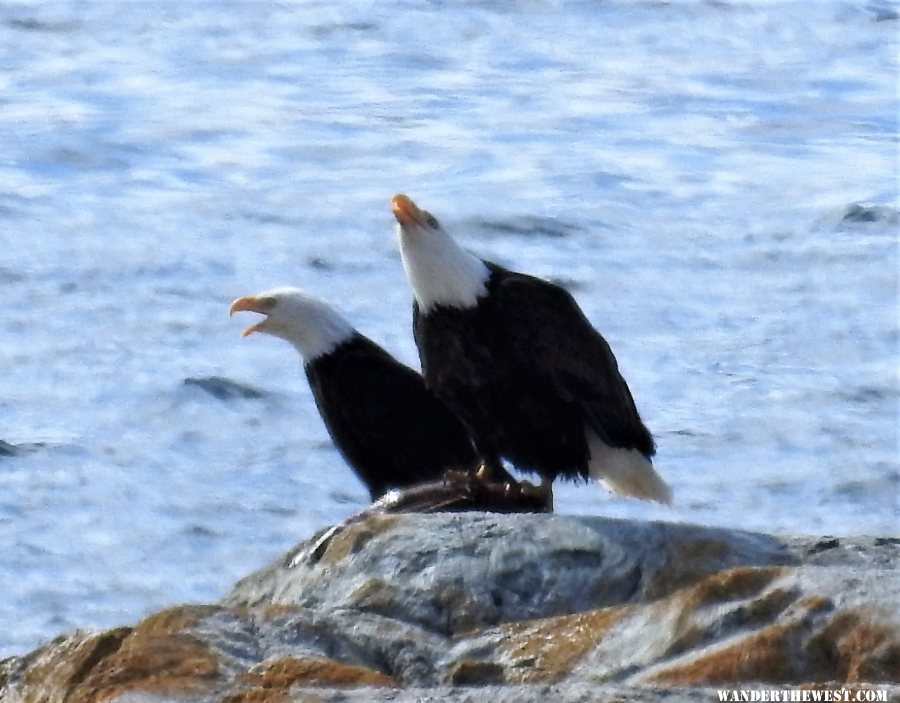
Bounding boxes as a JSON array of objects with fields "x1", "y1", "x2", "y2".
[
  {"x1": 182, "y1": 375, "x2": 268, "y2": 401},
  {"x1": 2, "y1": 513, "x2": 898, "y2": 703},
  {"x1": 224, "y1": 513, "x2": 794, "y2": 635},
  {"x1": 0, "y1": 440, "x2": 43, "y2": 457}
]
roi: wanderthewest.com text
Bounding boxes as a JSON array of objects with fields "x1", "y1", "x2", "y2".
[{"x1": 716, "y1": 689, "x2": 888, "y2": 702}]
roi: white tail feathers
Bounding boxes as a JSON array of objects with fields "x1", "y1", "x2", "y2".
[{"x1": 587, "y1": 431, "x2": 673, "y2": 505}]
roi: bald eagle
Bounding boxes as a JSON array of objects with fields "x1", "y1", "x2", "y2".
[
  {"x1": 391, "y1": 194, "x2": 672, "y2": 505},
  {"x1": 230, "y1": 288, "x2": 479, "y2": 501}
]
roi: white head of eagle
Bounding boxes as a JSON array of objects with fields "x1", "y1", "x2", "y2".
[
  {"x1": 392, "y1": 193, "x2": 491, "y2": 312},
  {"x1": 229, "y1": 287, "x2": 355, "y2": 361}
]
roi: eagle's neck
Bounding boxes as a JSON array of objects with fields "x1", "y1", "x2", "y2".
[
  {"x1": 397, "y1": 224, "x2": 490, "y2": 313},
  {"x1": 280, "y1": 308, "x2": 355, "y2": 362}
]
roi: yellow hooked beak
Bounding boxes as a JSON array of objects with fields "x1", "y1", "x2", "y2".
[
  {"x1": 229, "y1": 295, "x2": 276, "y2": 337},
  {"x1": 391, "y1": 193, "x2": 426, "y2": 228}
]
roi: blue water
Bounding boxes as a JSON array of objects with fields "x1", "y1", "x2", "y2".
[{"x1": 0, "y1": 0, "x2": 897, "y2": 658}]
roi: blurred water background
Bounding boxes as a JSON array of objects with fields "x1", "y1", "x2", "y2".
[{"x1": 0, "y1": 0, "x2": 897, "y2": 658}]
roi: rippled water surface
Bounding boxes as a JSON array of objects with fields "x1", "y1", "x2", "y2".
[{"x1": 1, "y1": 0, "x2": 897, "y2": 657}]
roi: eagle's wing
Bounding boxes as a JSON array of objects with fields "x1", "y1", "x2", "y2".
[{"x1": 493, "y1": 269, "x2": 655, "y2": 456}]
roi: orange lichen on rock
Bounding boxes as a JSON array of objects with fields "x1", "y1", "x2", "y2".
[
  {"x1": 805, "y1": 609, "x2": 900, "y2": 683},
  {"x1": 666, "y1": 567, "x2": 797, "y2": 657},
  {"x1": 41, "y1": 604, "x2": 237, "y2": 703},
  {"x1": 241, "y1": 655, "x2": 396, "y2": 688},
  {"x1": 65, "y1": 631, "x2": 220, "y2": 703},
  {"x1": 649, "y1": 598, "x2": 899, "y2": 685},
  {"x1": 20, "y1": 628, "x2": 132, "y2": 694},
  {"x1": 499, "y1": 605, "x2": 628, "y2": 683},
  {"x1": 258, "y1": 603, "x2": 303, "y2": 620},
  {"x1": 680, "y1": 566, "x2": 786, "y2": 610},
  {"x1": 651, "y1": 616, "x2": 807, "y2": 684},
  {"x1": 132, "y1": 604, "x2": 227, "y2": 637}
]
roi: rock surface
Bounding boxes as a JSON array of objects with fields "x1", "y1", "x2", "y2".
[
  {"x1": 182, "y1": 376, "x2": 268, "y2": 401},
  {"x1": 0, "y1": 440, "x2": 44, "y2": 458},
  {"x1": 2, "y1": 514, "x2": 898, "y2": 702}
]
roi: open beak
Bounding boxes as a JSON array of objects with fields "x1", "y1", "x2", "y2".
[
  {"x1": 391, "y1": 193, "x2": 424, "y2": 228},
  {"x1": 229, "y1": 295, "x2": 273, "y2": 337}
]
